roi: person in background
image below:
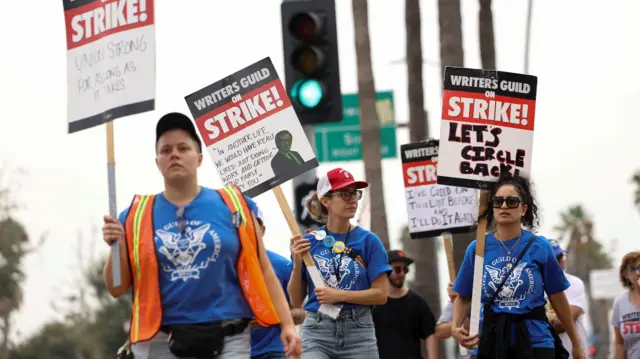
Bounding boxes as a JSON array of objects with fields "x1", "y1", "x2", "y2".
[
  {"x1": 451, "y1": 172, "x2": 586, "y2": 359},
  {"x1": 251, "y1": 215, "x2": 307, "y2": 359},
  {"x1": 434, "y1": 283, "x2": 471, "y2": 359},
  {"x1": 102, "y1": 112, "x2": 300, "y2": 359},
  {"x1": 288, "y1": 167, "x2": 392, "y2": 359},
  {"x1": 610, "y1": 251, "x2": 640, "y2": 359},
  {"x1": 545, "y1": 238, "x2": 590, "y2": 359},
  {"x1": 372, "y1": 250, "x2": 437, "y2": 359}
]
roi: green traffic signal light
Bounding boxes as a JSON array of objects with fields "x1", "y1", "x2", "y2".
[{"x1": 291, "y1": 79, "x2": 324, "y2": 108}]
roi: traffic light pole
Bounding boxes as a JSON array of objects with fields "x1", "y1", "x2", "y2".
[{"x1": 292, "y1": 124, "x2": 317, "y2": 233}]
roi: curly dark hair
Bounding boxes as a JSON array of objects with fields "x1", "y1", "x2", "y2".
[{"x1": 480, "y1": 171, "x2": 540, "y2": 230}]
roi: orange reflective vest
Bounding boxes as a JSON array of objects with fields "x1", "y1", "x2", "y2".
[{"x1": 124, "y1": 185, "x2": 280, "y2": 344}]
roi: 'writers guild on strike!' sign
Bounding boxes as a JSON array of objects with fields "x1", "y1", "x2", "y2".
[
  {"x1": 184, "y1": 57, "x2": 319, "y2": 198},
  {"x1": 401, "y1": 140, "x2": 478, "y2": 239},
  {"x1": 63, "y1": 0, "x2": 156, "y2": 133},
  {"x1": 436, "y1": 67, "x2": 538, "y2": 189}
]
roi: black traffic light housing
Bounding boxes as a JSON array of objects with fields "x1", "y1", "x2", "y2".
[{"x1": 281, "y1": 0, "x2": 342, "y2": 125}]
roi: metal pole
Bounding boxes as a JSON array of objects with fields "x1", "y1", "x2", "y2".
[{"x1": 524, "y1": 0, "x2": 533, "y2": 74}]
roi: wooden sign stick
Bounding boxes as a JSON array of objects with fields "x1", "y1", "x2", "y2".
[
  {"x1": 106, "y1": 121, "x2": 121, "y2": 287},
  {"x1": 468, "y1": 190, "x2": 489, "y2": 339},
  {"x1": 271, "y1": 185, "x2": 342, "y2": 318},
  {"x1": 442, "y1": 232, "x2": 457, "y2": 284}
]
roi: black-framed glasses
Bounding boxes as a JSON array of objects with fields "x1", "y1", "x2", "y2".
[
  {"x1": 329, "y1": 190, "x2": 363, "y2": 201},
  {"x1": 492, "y1": 196, "x2": 522, "y2": 209},
  {"x1": 392, "y1": 266, "x2": 409, "y2": 274},
  {"x1": 177, "y1": 206, "x2": 186, "y2": 235}
]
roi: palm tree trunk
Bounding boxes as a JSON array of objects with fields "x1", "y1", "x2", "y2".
[
  {"x1": 0, "y1": 315, "x2": 9, "y2": 359},
  {"x1": 437, "y1": 0, "x2": 470, "y2": 273},
  {"x1": 405, "y1": 1, "x2": 443, "y2": 357},
  {"x1": 478, "y1": 0, "x2": 496, "y2": 69},
  {"x1": 352, "y1": 0, "x2": 390, "y2": 249}
]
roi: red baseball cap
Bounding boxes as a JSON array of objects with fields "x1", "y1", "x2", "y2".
[{"x1": 317, "y1": 168, "x2": 368, "y2": 198}]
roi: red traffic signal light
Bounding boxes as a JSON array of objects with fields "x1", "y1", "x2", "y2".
[{"x1": 289, "y1": 13, "x2": 323, "y2": 41}]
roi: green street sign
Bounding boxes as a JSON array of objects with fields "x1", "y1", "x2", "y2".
[{"x1": 314, "y1": 91, "x2": 397, "y2": 162}]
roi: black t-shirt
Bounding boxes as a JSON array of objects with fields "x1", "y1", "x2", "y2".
[{"x1": 372, "y1": 289, "x2": 436, "y2": 359}]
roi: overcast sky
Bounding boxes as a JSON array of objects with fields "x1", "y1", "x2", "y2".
[{"x1": 1, "y1": 0, "x2": 639, "y2": 340}]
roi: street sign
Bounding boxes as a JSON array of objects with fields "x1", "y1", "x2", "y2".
[{"x1": 314, "y1": 91, "x2": 397, "y2": 162}]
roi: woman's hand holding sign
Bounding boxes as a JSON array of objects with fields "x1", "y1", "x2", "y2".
[{"x1": 290, "y1": 235, "x2": 310, "y2": 264}]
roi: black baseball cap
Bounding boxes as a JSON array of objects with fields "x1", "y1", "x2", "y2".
[
  {"x1": 387, "y1": 250, "x2": 414, "y2": 266},
  {"x1": 155, "y1": 112, "x2": 202, "y2": 152}
]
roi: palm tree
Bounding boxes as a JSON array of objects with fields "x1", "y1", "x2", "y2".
[
  {"x1": 632, "y1": 170, "x2": 640, "y2": 211},
  {"x1": 405, "y1": 1, "x2": 443, "y2": 357},
  {"x1": 555, "y1": 205, "x2": 611, "y2": 359},
  {"x1": 437, "y1": 0, "x2": 471, "y2": 271},
  {"x1": 352, "y1": 0, "x2": 390, "y2": 249},
  {"x1": 478, "y1": 0, "x2": 496, "y2": 69}
]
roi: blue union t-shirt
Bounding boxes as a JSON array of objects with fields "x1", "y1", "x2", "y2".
[
  {"x1": 301, "y1": 225, "x2": 392, "y2": 312},
  {"x1": 118, "y1": 186, "x2": 260, "y2": 325},
  {"x1": 453, "y1": 230, "x2": 570, "y2": 352},
  {"x1": 251, "y1": 250, "x2": 292, "y2": 356}
]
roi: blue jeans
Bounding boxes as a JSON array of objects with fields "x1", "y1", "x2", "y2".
[
  {"x1": 301, "y1": 307, "x2": 379, "y2": 359},
  {"x1": 251, "y1": 352, "x2": 286, "y2": 359}
]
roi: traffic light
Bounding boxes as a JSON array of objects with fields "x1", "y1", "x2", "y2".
[{"x1": 281, "y1": 0, "x2": 342, "y2": 125}]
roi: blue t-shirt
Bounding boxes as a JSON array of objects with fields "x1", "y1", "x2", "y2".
[
  {"x1": 118, "y1": 186, "x2": 261, "y2": 325},
  {"x1": 453, "y1": 230, "x2": 570, "y2": 353},
  {"x1": 250, "y1": 250, "x2": 292, "y2": 356},
  {"x1": 301, "y1": 225, "x2": 392, "y2": 312}
]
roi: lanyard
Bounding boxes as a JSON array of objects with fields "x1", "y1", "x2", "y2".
[{"x1": 327, "y1": 225, "x2": 351, "y2": 284}]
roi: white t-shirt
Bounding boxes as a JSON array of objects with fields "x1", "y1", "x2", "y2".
[
  {"x1": 438, "y1": 301, "x2": 473, "y2": 359},
  {"x1": 557, "y1": 273, "x2": 590, "y2": 358}
]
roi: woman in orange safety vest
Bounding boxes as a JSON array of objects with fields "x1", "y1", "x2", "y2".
[{"x1": 101, "y1": 112, "x2": 301, "y2": 359}]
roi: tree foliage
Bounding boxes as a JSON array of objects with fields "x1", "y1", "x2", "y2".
[{"x1": 9, "y1": 257, "x2": 131, "y2": 358}]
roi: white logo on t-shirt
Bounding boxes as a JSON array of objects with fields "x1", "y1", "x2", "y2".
[{"x1": 155, "y1": 221, "x2": 222, "y2": 282}]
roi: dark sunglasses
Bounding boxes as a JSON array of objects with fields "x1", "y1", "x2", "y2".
[
  {"x1": 492, "y1": 196, "x2": 522, "y2": 209},
  {"x1": 627, "y1": 266, "x2": 640, "y2": 273},
  {"x1": 329, "y1": 190, "x2": 363, "y2": 201},
  {"x1": 556, "y1": 254, "x2": 567, "y2": 261},
  {"x1": 177, "y1": 206, "x2": 186, "y2": 235},
  {"x1": 392, "y1": 266, "x2": 409, "y2": 274}
]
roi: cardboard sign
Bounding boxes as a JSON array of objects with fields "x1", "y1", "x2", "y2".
[
  {"x1": 184, "y1": 57, "x2": 319, "y2": 198},
  {"x1": 401, "y1": 140, "x2": 478, "y2": 238},
  {"x1": 436, "y1": 67, "x2": 538, "y2": 189},
  {"x1": 63, "y1": 0, "x2": 156, "y2": 133}
]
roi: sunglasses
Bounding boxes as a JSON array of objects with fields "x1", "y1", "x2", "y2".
[
  {"x1": 492, "y1": 196, "x2": 522, "y2": 209},
  {"x1": 392, "y1": 266, "x2": 409, "y2": 274},
  {"x1": 329, "y1": 190, "x2": 363, "y2": 201},
  {"x1": 627, "y1": 266, "x2": 640, "y2": 273},
  {"x1": 177, "y1": 206, "x2": 186, "y2": 235},
  {"x1": 556, "y1": 254, "x2": 567, "y2": 261}
]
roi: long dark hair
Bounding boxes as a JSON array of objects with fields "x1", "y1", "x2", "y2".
[{"x1": 480, "y1": 171, "x2": 540, "y2": 230}]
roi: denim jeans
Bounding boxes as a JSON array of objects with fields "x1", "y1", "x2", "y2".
[
  {"x1": 301, "y1": 307, "x2": 379, "y2": 359},
  {"x1": 131, "y1": 327, "x2": 251, "y2": 359},
  {"x1": 251, "y1": 351, "x2": 286, "y2": 359}
]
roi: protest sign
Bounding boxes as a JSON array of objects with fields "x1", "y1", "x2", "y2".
[
  {"x1": 184, "y1": 57, "x2": 319, "y2": 198},
  {"x1": 63, "y1": 0, "x2": 156, "y2": 133},
  {"x1": 62, "y1": 0, "x2": 156, "y2": 286},
  {"x1": 436, "y1": 67, "x2": 537, "y2": 189},
  {"x1": 401, "y1": 140, "x2": 478, "y2": 239},
  {"x1": 185, "y1": 57, "x2": 340, "y2": 318}
]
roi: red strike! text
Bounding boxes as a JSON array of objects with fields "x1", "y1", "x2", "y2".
[
  {"x1": 71, "y1": 0, "x2": 149, "y2": 43},
  {"x1": 405, "y1": 164, "x2": 437, "y2": 185}
]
